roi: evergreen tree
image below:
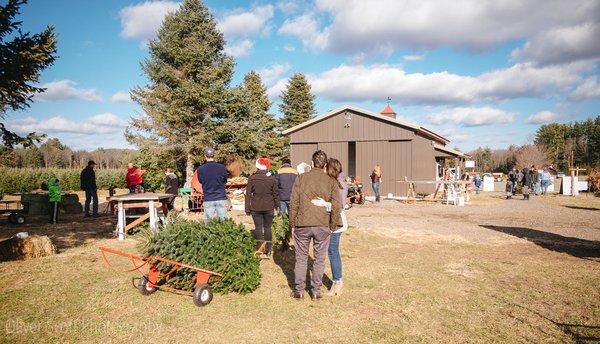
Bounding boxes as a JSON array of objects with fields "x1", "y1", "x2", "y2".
[
  {"x1": 0, "y1": 0, "x2": 56, "y2": 148},
  {"x1": 127, "y1": 0, "x2": 234, "y2": 183},
  {"x1": 23, "y1": 145, "x2": 43, "y2": 167},
  {"x1": 206, "y1": 71, "x2": 285, "y2": 164},
  {"x1": 535, "y1": 116, "x2": 600, "y2": 169},
  {"x1": 278, "y1": 73, "x2": 316, "y2": 131},
  {"x1": 243, "y1": 71, "x2": 284, "y2": 159}
]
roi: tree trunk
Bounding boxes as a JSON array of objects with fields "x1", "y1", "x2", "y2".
[{"x1": 186, "y1": 151, "x2": 194, "y2": 186}]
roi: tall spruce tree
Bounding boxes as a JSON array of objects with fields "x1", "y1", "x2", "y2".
[
  {"x1": 243, "y1": 71, "x2": 284, "y2": 159},
  {"x1": 206, "y1": 71, "x2": 284, "y2": 164},
  {"x1": 0, "y1": 0, "x2": 56, "y2": 148},
  {"x1": 127, "y1": 0, "x2": 234, "y2": 183},
  {"x1": 278, "y1": 73, "x2": 316, "y2": 131}
]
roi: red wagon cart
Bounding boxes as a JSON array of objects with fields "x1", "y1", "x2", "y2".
[{"x1": 98, "y1": 246, "x2": 222, "y2": 307}]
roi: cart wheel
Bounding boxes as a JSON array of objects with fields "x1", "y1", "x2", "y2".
[
  {"x1": 193, "y1": 283, "x2": 213, "y2": 307},
  {"x1": 8, "y1": 213, "x2": 17, "y2": 224},
  {"x1": 15, "y1": 215, "x2": 25, "y2": 224},
  {"x1": 138, "y1": 276, "x2": 157, "y2": 295}
]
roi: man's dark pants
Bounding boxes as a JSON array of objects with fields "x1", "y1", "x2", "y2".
[
  {"x1": 293, "y1": 226, "x2": 331, "y2": 294},
  {"x1": 85, "y1": 190, "x2": 98, "y2": 216}
]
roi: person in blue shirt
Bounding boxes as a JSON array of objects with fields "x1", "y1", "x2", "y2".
[
  {"x1": 474, "y1": 174, "x2": 482, "y2": 195},
  {"x1": 197, "y1": 147, "x2": 229, "y2": 221},
  {"x1": 540, "y1": 167, "x2": 552, "y2": 195}
]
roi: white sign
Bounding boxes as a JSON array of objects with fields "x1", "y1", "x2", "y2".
[
  {"x1": 465, "y1": 160, "x2": 475, "y2": 168},
  {"x1": 483, "y1": 176, "x2": 494, "y2": 192}
]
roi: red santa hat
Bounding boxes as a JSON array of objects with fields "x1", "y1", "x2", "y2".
[{"x1": 255, "y1": 158, "x2": 270, "y2": 170}]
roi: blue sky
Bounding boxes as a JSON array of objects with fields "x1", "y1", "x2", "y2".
[{"x1": 5, "y1": 0, "x2": 600, "y2": 152}]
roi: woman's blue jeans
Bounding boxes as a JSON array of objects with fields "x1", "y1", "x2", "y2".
[
  {"x1": 328, "y1": 232, "x2": 342, "y2": 281},
  {"x1": 541, "y1": 180, "x2": 550, "y2": 194},
  {"x1": 372, "y1": 182, "x2": 380, "y2": 199}
]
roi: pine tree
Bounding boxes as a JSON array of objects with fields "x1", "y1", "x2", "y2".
[
  {"x1": 206, "y1": 71, "x2": 285, "y2": 163},
  {"x1": 243, "y1": 71, "x2": 284, "y2": 159},
  {"x1": 128, "y1": 0, "x2": 234, "y2": 183},
  {"x1": 0, "y1": 0, "x2": 56, "y2": 148},
  {"x1": 278, "y1": 73, "x2": 316, "y2": 131}
]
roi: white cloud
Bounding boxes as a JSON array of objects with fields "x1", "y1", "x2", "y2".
[
  {"x1": 276, "y1": 1, "x2": 299, "y2": 14},
  {"x1": 257, "y1": 64, "x2": 291, "y2": 85},
  {"x1": 283, "y1": 44, "x2": 296, "y2": 53},
  {"x1": 224, "y1": 39, "x2": 254, "y2": 57},
  {"x1": 267, "y1": 78, "x2": 288, "y2": 99},
  {"x1": 278, "y1": 14, "x2": 329, "y2": 50},
  {"x1": 511, "y1": 23, "x2": 600, "y2": 66},
  {"x1": 427, "y1": 107, "x2": 516, "y2": 127},
  {"x1": 569, "y1": 77, "x2": 600, "y2": 101},
  {"x1": 35, "y1": 80, "x2": 102, "y2": 102},
  {"x1": 111, "y1": 91, "x2": 132, "y2": 103},
  {"x1": 403, "y1": 55, "x2": 425, "y2": 61},
  {"x1": 88, "y1": 113, "x2": 129, "y2": 128},
  {"x1": 526, "y1": 111, "x2": 565, "y2": 124},
  {"x1": 267, "y1": 62, "x2": 591, "y2": 105},
  {"x1": 218, "y1": 5, "x2": 274, "y2": 37},
  {"x1": 300, "y1": 0, "x2": 600, "y2": 65},
  {"x1": 119, "y1": 1, "x2": 180, "y2": 42},
  {"x1": 7, "y1": 113, "x2": 128, "y2": 136}
]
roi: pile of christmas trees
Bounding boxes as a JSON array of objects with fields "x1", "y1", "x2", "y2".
[{"x1": 141, "y1": 218, "x2": 261, "y2": 294}]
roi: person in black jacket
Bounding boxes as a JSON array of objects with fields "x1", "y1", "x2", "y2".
[
  {"x1": 164, "y1": 168, "x2": 179, "y2": 210},
  {"x1": 80, "y1": 160, "x2": 98, "y2": 217},
  {"x1": 521, "y1": 167, "x2": 531, "y2": 200},
  {"x1": 246, "y1": 158, "x2": 279, "y2": 257}
]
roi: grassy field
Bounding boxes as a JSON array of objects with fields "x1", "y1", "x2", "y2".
[{"x1": 0, "y1": 191, "x2": 598, "y2": 343}]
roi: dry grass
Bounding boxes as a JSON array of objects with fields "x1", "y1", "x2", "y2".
[
  {"x1": 0, "y1": 192, "x2": 598, "y2": 343},
  {"x1": 539, "y1": 192, "x2": 600, "y2": 211}
]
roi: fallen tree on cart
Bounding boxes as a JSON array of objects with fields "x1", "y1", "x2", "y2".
[{"x1": 139, "y1": 218, "x2": 261, "y2": 294}]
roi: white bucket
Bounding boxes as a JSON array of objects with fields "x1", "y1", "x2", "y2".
[{"x1": 455, "y1": 197, "x2": 465, "y2": 206}]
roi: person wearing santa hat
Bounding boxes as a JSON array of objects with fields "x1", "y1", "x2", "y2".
[{"x1": 245, "y1": 158, "x2": 279, "y2": 257}]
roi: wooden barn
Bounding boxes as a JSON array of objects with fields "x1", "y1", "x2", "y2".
[{"x1": 282, "y1": 105, "x2": 469, "y2": 197}]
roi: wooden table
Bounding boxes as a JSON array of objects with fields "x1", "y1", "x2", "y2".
[
  {"x1": 109, "y1": 193, "x2": 172, "y2": 240},
  {"x1": 397, "y1": 179, "x2": 470, "y2": 205}
]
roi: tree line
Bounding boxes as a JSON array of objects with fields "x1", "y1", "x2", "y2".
[
  {"x1": 469, "y1": 115, "x2": 600, "y2": 174},
  {"x1": 0, "y1": 137, "x2": 136, "y2": 169}
]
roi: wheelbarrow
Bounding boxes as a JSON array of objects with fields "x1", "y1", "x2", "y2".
[
  {"x1": 98, "y1": 246, "x2": 222, "y2": 307},
  {"x1": 0, "y1": 200, "x2": 26, "y2": 224}
]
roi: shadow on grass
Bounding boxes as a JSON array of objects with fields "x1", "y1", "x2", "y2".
[
  {"x1": 273, "y1": 247, "x2": 333, "y2": 292},
  {"x1": 0, "y1": 205, "x2": 116, "y2": 252},
  {"x1": 516, "y1": 304, "x2": 600, "y2": 343},
  {"x1": 481, "y1": 225, "x2": 600, "y2": 261},
  {"x1": 564, "y1": 205, "x2": 600, "y2": 211}
]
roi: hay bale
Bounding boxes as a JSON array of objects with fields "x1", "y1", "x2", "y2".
[{"x1": 0, "y1": 235, "x2": 57, "y2": 261}]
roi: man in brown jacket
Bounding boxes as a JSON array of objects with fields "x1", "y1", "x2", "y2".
[{"x1": 289, "y1": 150, "x2": 341, "y2": 300}]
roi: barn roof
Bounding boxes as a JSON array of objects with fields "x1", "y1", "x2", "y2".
[
  {"x1": 433, "y1": 143, "x2": 471, "y2": 158},
  {"x1": 282, "y1": 105, "x2": 450, "y2": 144}
]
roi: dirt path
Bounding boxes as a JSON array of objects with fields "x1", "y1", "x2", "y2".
[{"x1": 347, "y1": 194, "x2": 600, "y2": 261}]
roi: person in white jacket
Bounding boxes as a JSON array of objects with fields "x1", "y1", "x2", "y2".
[{"x1": 312, "y1": 158, "x2": 348, "y2": 296}]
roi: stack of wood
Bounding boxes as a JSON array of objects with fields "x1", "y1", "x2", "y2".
[{"x1": 226, "y1": 176, "x2": 248, "y2": 186}]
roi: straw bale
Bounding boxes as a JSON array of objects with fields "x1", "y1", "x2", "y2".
[{"x1": 0, "y1": 235, "x2": 57, "y2": 261}]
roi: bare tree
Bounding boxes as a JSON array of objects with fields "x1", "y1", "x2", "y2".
[{"x1": 514, "y1": 144, "x2": 550, "y2": 169}]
